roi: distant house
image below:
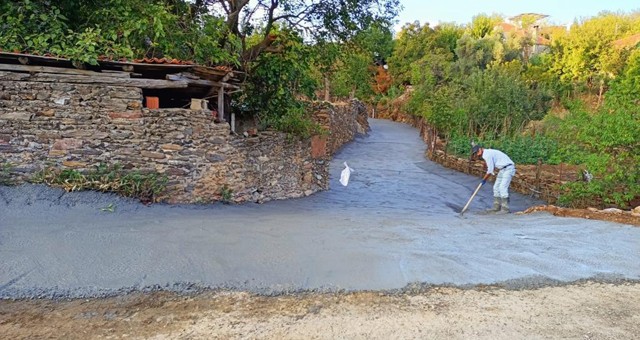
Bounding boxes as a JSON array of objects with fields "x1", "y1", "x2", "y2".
[
  {"x1": 612, "y1": 33, "x2": 640, "y2": 50},
  {"x1": 495, "y1": 13, "x2": 553, "y2": 59}
]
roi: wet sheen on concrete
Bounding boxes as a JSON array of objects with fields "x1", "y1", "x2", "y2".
[{"x1": 1, "y1": 119, "x2": 639, "y2": 299}]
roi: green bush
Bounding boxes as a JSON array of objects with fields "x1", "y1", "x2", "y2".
[
  {"x1": 0, "y1": 0, "x2": 239, "y2": 66},
  {"x1": 491, "y1": 135, "x2": 558, "y2": 165},
  {"x1": 447, "y1": 134, "x2": 558, "y2": 165},
  {"x1": 0, "y1": 162, "x2": 15, "y2": 185},
  {"x1": 239, "y1": 28, "x2": 320, "y2": 138},
  {"x1": 269, "y1": 106, "x2": 323, "y2": 140},
  {"x1": 445, "y1": 134, "x2": 475, "y2": 157},
  {"x1": 463, "y1": 65, "x2": 551, "y2": 138},
  {"x1": 544, "y1": 104, "x2": 639, "y2": 208}
]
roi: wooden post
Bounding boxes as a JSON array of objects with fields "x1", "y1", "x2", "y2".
[
  {"x1": 217, "y1": 86, "x2": 224, "y2": 122},
  {"x1": 231, "y1": 112, "x2": 236, "y2": 133},
  {"x1": 536, "y1": 158, "x2": 542, "y2": 195}
]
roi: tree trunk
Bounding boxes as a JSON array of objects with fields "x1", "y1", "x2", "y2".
[
  {"x1": 597, "y1": 80, "x2": 604, "y2": 108},
  {"x1": 241, "y1": 33, "x2": 277, "y2": 63},
  {"x1": 324, "y1": 76, "x2": 331, "y2": 102}
]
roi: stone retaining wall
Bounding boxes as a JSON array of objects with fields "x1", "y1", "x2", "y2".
[
  {"x1": 0, "y1": 76, "x2": 368, "y2": 203},
  {"x1": 313, "y1": 100, "x2": 370, "y2": 155}
]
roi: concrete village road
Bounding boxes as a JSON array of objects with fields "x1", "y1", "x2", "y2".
[{"x1": 1, "y1": 119, "x2": 639, "y2": 299}]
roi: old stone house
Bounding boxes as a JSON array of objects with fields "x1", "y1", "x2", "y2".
[
  {"x1": 495, "y1": 13, "x2": 552, "y2": 59},
  {"x1": 0, "y1": 52, "x2": 369, "y2": 203}
]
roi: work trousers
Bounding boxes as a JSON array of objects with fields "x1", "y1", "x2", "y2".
[{"x1": 493, "y1": 166, "x2": 516, "y2": 198}]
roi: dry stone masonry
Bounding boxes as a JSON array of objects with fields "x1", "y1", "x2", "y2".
[{"x1": 0, "y1": 73, "x2": 368, "y2": 203}]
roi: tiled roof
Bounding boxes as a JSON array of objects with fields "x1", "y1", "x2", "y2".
[
  {"x1": 536, "y1": 35, "x2": 551, "y2": 46},
  {"x1": 495, "y1": 22, "x2": 517, "y2": 33},
  {"x1": 494, "y1": 23, "x2": 552, "y2": 46},
  {"x1": 612, "y1": 33, "x2": 640, "y2": 49},
  {"x1": 0, "y1": 51, "x2": 243, "y2": 84},
  {"x1": 132, "y1": 57, "x2": 195, "y2": 65},
  {"x1": 0, "y1": 51, "x2": 206, "y2": 66}
]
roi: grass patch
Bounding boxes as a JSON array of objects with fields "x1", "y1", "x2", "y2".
[
  {"x1": 219, "y1": 185, "x2": 233, "y2": 204},
  {"x1": 0, "y1": 162, "x2": 15, "y2": 185},
  {"x1": 32, "y1": 163, "x2": 168, "y2": 203}
]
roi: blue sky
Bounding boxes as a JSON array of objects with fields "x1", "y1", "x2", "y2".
[{"x1": 396, "y1": 0, "x2": 640, "y2": 29}]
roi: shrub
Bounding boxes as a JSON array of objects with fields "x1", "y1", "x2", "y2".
[{"x1": 544, "y1": 104, "x2": 639, "y2": 208}]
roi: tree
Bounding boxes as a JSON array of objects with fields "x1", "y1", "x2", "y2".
[
  {"x1": 549, "y1": 12, "x2": 637, "y2": 100},
  {"x1": 312, "y1": 21, "x2": 394, "y2": 101},
  {"x1": 433, "y1": 23, "x2": 464, "y2": 59},
  {"x1": 467, "y1": 13, "x2": 503, "y2": 39},
  {"x1": 199, "y1": 0, "x2": 400, "y2": 66},
  {"x1": 453, "y1": 34, "x2": 501, "y2": 74},
  {"x1": 239, "y1": 27, "x2": 319, "y2": 136},
  {"x1": 387, "y1": 22, "x2": 437, "y2": 85}
]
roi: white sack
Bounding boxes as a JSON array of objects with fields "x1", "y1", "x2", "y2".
[{"x1": 340, "y1": 162, "x2": 352, "y2": 186}]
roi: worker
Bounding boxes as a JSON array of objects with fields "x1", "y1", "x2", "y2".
[{"x1": 472, "y1": 145, "x2": 516, "y2": 214}]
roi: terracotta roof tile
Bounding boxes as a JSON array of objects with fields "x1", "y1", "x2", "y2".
[
  {"x1": 612, "y1": 33, "x2": 640, "y2": 49},
  {"x1": 537, "y1": 35, "x2": 551, "y2": 46},
  {"x1": 132, "y1": 57, "x2": 195, "y2": 65},
  {"x1": 212, "y1": 65, "x2": 232, "y2": 72},
  {"x1": 496, "y1": 22, "x2": 517, "y2": 33}
]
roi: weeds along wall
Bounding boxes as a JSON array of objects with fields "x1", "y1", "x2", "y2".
[{"x1": 0, "y1": 75, "x2": 369, "y2": 203}]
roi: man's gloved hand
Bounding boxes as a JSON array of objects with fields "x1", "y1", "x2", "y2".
[{"x1": 481, "y1": 173, "x2": 490, "y2": 185}]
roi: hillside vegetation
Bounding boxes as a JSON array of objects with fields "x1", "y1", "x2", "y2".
[{"x1": 377, "y1": 13, "x2": 640, "y2": 209}]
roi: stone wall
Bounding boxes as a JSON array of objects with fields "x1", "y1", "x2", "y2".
[
  {"x1": 0, "y1": 75, "x2": 368, "y2": 203},
  {"x1": 313, "y1": 100, "x2": 370, "y2": 155}
]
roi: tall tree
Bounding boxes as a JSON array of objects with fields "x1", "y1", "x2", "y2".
[
  {"x1": 202, "y1": 0, "x2": 400, "y2": 65},
  {"x1": 550, "y1": 12, "x2": 638, "y2": 100},
  {"x1": 387, "y1": 22, "x2": 437, "y2": 85},
  {"x1": 467, "y1": 13, "x2": 503, "y2": 39}
]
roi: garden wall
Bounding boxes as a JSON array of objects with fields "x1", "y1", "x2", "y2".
[{"x1": 0, "y1": 75, "x2": 368, "y2": 203}]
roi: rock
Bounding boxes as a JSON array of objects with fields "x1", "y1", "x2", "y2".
[
  {"x1": 27, "y1": 142, "x2": 42, "y2": 149},
  {"x1": 127, "y1": 101, "x2": 142, "y2": 110},
  {"x1": 141, "y1": 151, "x2": 166, "y2": 159},
  {"x1": 48, "y1": 150, "x2": 67, "y2": 157},
  {"x1": 161, "y1": 144, "x2": 183, "y2": 152},
  {"x1": 37, "y1": 109, "x2": 55, "y2": 117},
  {"x1": 62, "y1": 161, "x2": 86, "y2": 168},
  {"x1": 52, "y1": 138, "x2": 83, "y2": 150},
  {"x1": 2, "y1": 112, "x2": 32, "y2": 121},
  {"x1": 206, "y1": 154, "x2": 226, "y2": 163},
  {"x1": 53, "y1": 97, "x2": 70, "y2": 105},
  {"x1": 108, "y1": 111, "x2": 143, "y2": 119}
]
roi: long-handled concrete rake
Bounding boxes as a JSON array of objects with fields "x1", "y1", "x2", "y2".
[{"x1": 459, "y1": 181, "x2": 484, "y2": 216}]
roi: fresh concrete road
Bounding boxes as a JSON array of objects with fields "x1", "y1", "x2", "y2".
[{"x1": 1, "y1": 119, "x2": 639, "y2": 299}]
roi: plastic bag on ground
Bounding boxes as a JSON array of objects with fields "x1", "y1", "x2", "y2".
[{"x1": 340, "y1": 162, "x2": 352, "y2": 186}]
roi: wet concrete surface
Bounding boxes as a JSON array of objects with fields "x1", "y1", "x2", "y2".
[{"x1": 1, "y1": 119, "x2": 639, "y2": 299}]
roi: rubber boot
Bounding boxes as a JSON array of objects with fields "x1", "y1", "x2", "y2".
[
  {"x1": 496, "y1": 197, "x2": 510, "y2": 214},
  {"x1": 484, "y1": 197, "x2": 501, "y2": 214}
]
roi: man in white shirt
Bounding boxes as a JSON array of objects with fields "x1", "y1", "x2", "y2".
[{"x1": 472, "y1": 145, "x2": 516, "y2": 214}]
